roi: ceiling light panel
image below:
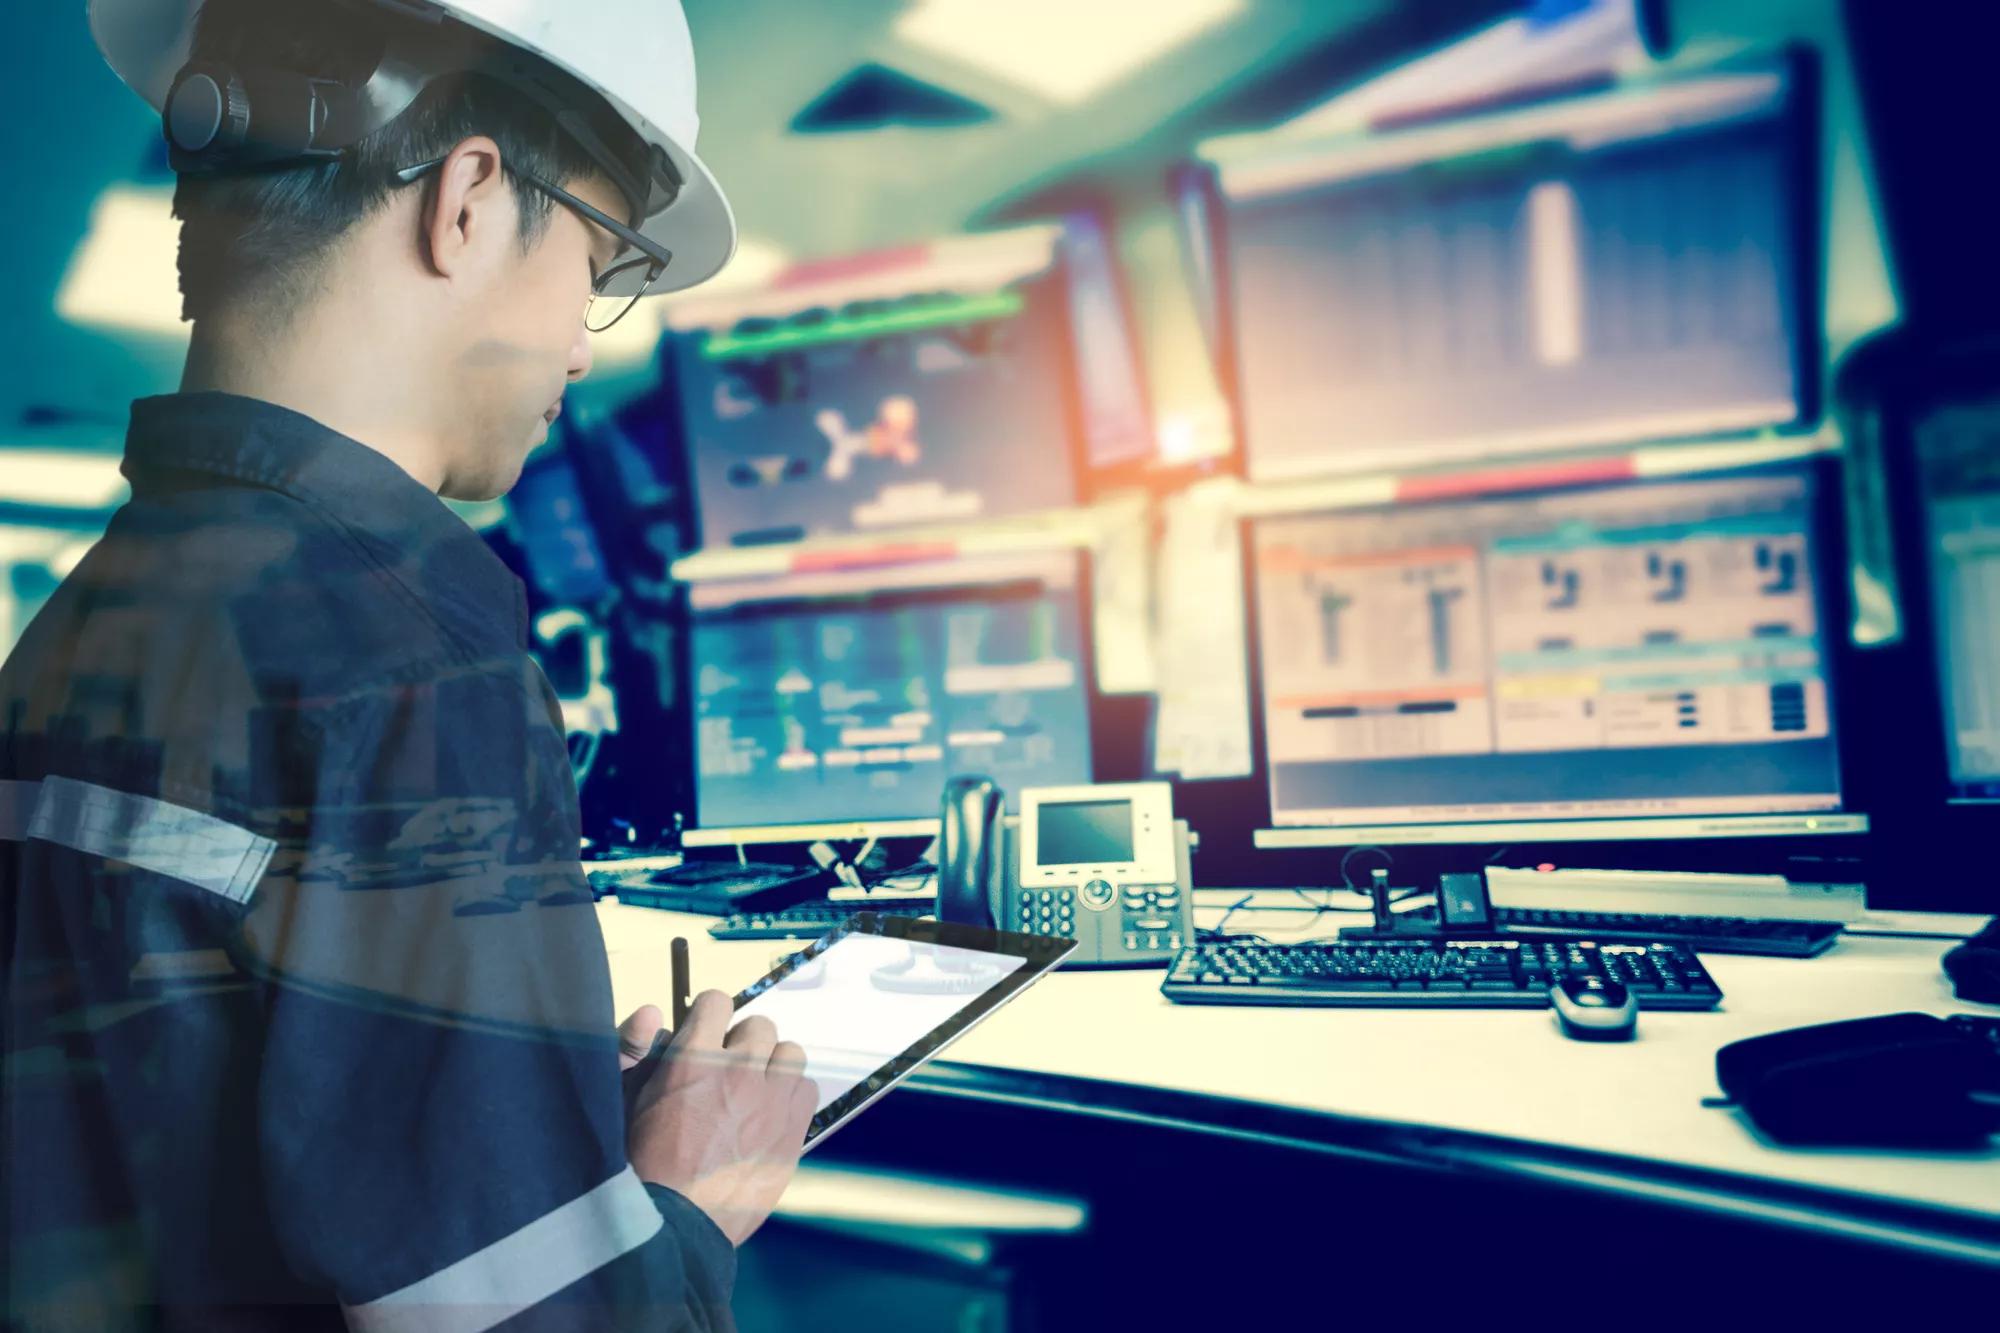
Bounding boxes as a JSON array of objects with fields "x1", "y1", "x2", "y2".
[{"x1": 892, "y1": 0, "x2": 1246, "y2": 105}]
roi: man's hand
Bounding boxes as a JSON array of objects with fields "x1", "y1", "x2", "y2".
[
  {"x1": 626, "y1": 990, "x2": 817, "y2": 1246},
  {"x1": 618, "y1": 1004, "x2": 667, "y2": 1069}
]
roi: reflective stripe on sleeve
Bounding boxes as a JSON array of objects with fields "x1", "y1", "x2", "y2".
[
  {"x1": 25, "y1": 776, "x2": 275, "y2": 905},
  {"x1": 0, "y1": 779, "x2": 37, "y2": 842},
  {"x1": 343, "y1": 1166, "x2": 667, "y2": 1333}
]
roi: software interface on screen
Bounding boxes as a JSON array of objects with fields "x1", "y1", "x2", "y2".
[
  {"x1": 675, "y1": 270, "x2": 1081, "y2": 548},
  {"x1": 1036, "y1": 800, "x2": 1136, "y2": 864},
  {"x1": 690, "y1": 553, "x2": 1094, "y2": 832},
  {"x1": 507, "y1": 449, "x2": 612, "y2": 607},
  {"x1": 1250, "y1": 469, "x2": 1842, "y2": 829},
  {"x1": 1221, "y1": 67, "x2": 1806, "y2": 480},
  {"x1": 736, "y1": 933, "x2": 1027, "y2": 1117},
  {"x1": 1915, "y1": 402, "x2": 2000, "y2": 802}
]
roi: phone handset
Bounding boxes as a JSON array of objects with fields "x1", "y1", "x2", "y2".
[{"x1": 937, "y1": 775, "x2": 1005, "y2": 929}]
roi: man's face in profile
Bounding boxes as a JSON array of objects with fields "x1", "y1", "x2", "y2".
[{"x1": 445, "y1": 169, "x2": 631, "y2": 503}]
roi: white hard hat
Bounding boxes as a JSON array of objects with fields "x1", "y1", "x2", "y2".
[{"x1": 88, "y1": 0, "x2": 737, "y2": 294}]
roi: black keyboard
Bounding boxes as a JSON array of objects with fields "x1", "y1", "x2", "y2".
[
  {"x1": 1493, "y1": 907, "x2": 1841, "y2": 957},
  {"x1": 709, "y1": 898, "x2": 936, "y2": 940},
  {"x1": 1163, "y1": 938, "x2": 1723, "y2": 1008}
]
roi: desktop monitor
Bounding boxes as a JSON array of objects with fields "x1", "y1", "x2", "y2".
[
  {"x1": 671, "y1": 233, "x2": 1083, "y2": 549},
  {"x1": 505, "y1": 445, "x2": 614, "y2": 608},
  {"x1": 683, "y1": 550, "x2": 1095, "y2": 846},
  {"x1": 1214, "y1": 61, "x2": 1815, "y2": 481},
  {"x1": 1247, "y1": 464, "x2": 1863, "y2": 847},
  {"x1": 1057, "y1": 210, "x2": 1155, "y2": 478},
  {"x1": 1909, "y1": 400, "x2": 2000, "y2": 806}
]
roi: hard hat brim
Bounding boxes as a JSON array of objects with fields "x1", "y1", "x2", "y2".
[{"x1": 88, "y1": 0, "x2": 737, "y2": 293}]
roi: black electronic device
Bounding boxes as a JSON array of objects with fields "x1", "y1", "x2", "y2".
[
  {"x1": 672, "y1": 228, "x2": 1082, "y2": 549},
  {"x1": 1363, "y1": 870, "x2": 1845, "y2": 957},
  {"x1": 732, "y1": 913, "x2": 1073, "y2": 1148},
  {"x1": 161, "y1": 50, "x2": 425, "y2": 172},
  {"x1": 1212, "y1": 58, "x2": 1815, "y2": 482},
  {"x1": 682, "y1": 550, "x2": 1095, "y2": 846},
  {"x1": 1942, "y1": 918, "x2": 2000, "y2": 1005},
  {"x1": 1437, "y1": 872, "x2": 1493, "y2": 929},
  {"x1": 507, "y1": 445, "x2": 616, "y2": 608},
  {"x1": 1494, "y1": 908, "x2": 1842, "y2": 957},
  {"x1": 1714, "y1": 1012, "x2": 2000, "y2": 1148},
  {"x1": 941, "y1": 780, "x2": 1196, "y2": 968},
  {"x1": 1549, "y1": 974, "x2": 1639, "y2": 1041},
  {"x1": 1248, "y1": 462, "x2": 1861, "y2": 850},
  {"x1": 708, "y1": 897, "x2": 937, "y2": 941},
  {"x1": 1810, "y1": 336, "x2": 2000, "y2": 909},
  {"x1": 612, "y1": 859, "x2": 836, "y2": 915},
  {"x1": 937, "y1": 775, "x2": 1006, "y2": 929},
  {"x1": 1163, "y1": 938, "x2": 1721, "y2": 1009}
]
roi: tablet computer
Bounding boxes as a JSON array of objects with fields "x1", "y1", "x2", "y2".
[{"x1": 734, "y1": 913, "x2": 1075, "y2": 1149}]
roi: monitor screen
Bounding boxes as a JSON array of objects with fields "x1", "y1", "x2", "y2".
[
  {"x1": 674, "y1": 265, "x2": 1081, "y2": 548},
  {"x1": 1219, "y1": 65, "x2": 1809, "y2": 481},
  {"x1": 1058, "y1": 212, "x2": 1154, "y2": 473},
  {"x1": 1249, "y1": 467, "x2": 1843, "y2": 834},
  {"x1": 1913, "y1": 401, "x2": 2000, "y2": 803},
  {"x1": 1035, "y1": 800, "x2": 1135, "y2": 865},
  {"x1": 688, "y1": 552, "x2": 1094, "y2": 836},
  {"x1": 506, "y1": 447, "x2": 612, "y2": 606}
]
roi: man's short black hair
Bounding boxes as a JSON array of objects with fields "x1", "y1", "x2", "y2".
[{"x1": 174, "y1": 0, "x2": 628, "y2": 324}]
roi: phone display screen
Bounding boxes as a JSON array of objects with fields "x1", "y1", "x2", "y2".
[{"x1": 1035, "y1": 800, "x2": 1135, "y2": 865}]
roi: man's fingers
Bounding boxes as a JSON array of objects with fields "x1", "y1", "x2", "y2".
[
  {"x1": 789, "y1": 1077, "x2": 819, "y2": 1131},
  {"x1": 767, "y1": 1039, "x2": 807, "y2": 1079},
  {"x1": 667, "y1": 990, "x2": 733, "y2": 1053},
  {"x1": 617, "y1": 1004, "x2": 665, "y2": 1070},
  {"x1": 724, "y1": 1014, "x2": 778, "y2": 1064}
]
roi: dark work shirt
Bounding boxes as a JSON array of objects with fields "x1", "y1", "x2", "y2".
[{"x1": 0, "y1": 393, "x2": 734, "y2": 1330}]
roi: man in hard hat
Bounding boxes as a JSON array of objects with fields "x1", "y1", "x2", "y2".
[{"x1": 1, "y1": 0, "x2": 808, "y2": 1327}]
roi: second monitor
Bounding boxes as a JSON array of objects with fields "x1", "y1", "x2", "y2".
[
  {"x1": 686, "y1": 551, "x2": 1095, "y2": 845},
  {"x1": 1248, "y1": 464, "x2": 1856, "y2": 844}
]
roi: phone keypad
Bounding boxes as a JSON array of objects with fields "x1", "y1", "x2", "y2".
[{"x1": 1017, "y1": 887, "x2": 1075, "y2": 938}]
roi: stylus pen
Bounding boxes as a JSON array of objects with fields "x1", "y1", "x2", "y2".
[{"x1": 671, "y1": 937, "x2": 691, "y2": 1031}]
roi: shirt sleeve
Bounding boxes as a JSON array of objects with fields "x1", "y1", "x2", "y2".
[{"x1": 236, "y1": 654, "x2": 736, "y2": 1332}]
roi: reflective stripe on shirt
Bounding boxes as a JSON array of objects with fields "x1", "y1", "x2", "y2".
[
  {"x1": 10, "y1": 776, "x2": 274, "y2": 905},
  {"x1": 343, "y1": 1166, "x2": 667, "y2": 1333}
]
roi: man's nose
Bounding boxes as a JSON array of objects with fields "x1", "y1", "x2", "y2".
[{"x1": 569, "y1": 320, "x2": 595, "y2": 382}]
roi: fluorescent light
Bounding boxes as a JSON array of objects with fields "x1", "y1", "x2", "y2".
[
  {"x1": 0, "y1": 451, "x2": 131, "y2": 509},
  {"x1": 894, "y1": 0, "x2": 1244, "y2": 104},
  {"x1": 57, "y1": 186, "x2": 188, "y2": 337}
]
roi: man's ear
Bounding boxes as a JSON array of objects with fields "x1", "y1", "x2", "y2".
[{"x1": 420, "y1": 136, "x2": 510, "y2": 282}]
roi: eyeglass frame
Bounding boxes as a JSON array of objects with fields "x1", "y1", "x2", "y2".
[{"x1": 390, "y1": 155, "x2": 673, "y2": 330}]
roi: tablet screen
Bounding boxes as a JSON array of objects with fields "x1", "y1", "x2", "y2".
[{"x1": 734, "y1": 915, "x2": 1070, "y2": 1147}]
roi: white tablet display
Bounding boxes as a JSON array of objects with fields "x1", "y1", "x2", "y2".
[{"x1": 734, "y1": 914, "x2": 1073, "y2": 1148}]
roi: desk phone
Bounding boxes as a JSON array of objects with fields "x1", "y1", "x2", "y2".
[{"x1": 1009, "y1": 784, "x2": 1192, "y2": 968}]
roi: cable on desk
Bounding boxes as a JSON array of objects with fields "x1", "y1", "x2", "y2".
[{"x1": 1196, "y1": 890, "x2": 1415, "y2": 944}]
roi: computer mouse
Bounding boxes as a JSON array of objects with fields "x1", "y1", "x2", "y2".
[{"x1": 1550, "y1": 975, "x2": 1638, "y2": 1041}]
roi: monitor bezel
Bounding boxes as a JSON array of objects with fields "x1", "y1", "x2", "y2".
[
  {"x1": 677, "y1": 548, "x2": 1102, "y2": 848},
  {"x1": 1237, "y1": 454, "x2": 1865, "y2": 856}
]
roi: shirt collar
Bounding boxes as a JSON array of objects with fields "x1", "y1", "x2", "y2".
[{"x1": 121, "y1": 391, "x2": 528, "y2": 653}]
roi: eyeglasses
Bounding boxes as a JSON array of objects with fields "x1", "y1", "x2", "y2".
[{"x1": 391, "y1": 157, "x2": 673, "y2": 332}]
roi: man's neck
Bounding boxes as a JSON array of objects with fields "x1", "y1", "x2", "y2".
[{"x1": 181, "y1": 305, "x2": 449, "y2": 494}]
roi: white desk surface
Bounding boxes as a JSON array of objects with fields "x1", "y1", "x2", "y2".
[{"x1": 597, "y1": 899, "x2": 2000, "y2": 1236}]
